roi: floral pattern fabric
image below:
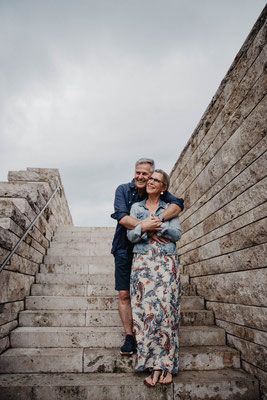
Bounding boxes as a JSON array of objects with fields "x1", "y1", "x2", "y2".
[{"x1": 130, "y1": 242, "x2": 181, "y2": 374}]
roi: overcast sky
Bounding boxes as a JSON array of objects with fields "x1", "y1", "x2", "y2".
[{"x1": 0, "y1": 0, "x2": 265, "y2": 226}]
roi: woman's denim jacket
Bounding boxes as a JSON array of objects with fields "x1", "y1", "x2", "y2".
[{"x1": 127, "y1": 199, "x2": 181, "y2": 255}]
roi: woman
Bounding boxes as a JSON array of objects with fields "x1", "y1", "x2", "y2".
[{"x1": 127, "y1": 169, "x2": 182, "y2": 387}]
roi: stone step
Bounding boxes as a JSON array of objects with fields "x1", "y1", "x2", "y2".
[
  {"x1": 44, "y1": 255, "x2": 113, "y2": 265},
  {"x1": 40, "y1": 264, "x2": 112, "y2": 276},
  {"x1": 182, "y1": 283, "x2": 197, "y2": 295},
  {"x1": 11, "y1": 326, "x2": 225, "y2": 348},
  {"x1": 31, "y1": 282, "x2": 195, "y2": 297},
  {"x1": 33, "y1": 282, "x2": 194, "y2": 297},
  {"x1": 31, "y1": 284, "x2": 116, "y2": 297},
  {"x1": 19, "y1": 309, "x2": 214, "y2": 327},
  {"x1": 25, "y1": 295, "x2": 204, "y2": 311},
  {"x1": 0, "y1": 346, "x2": 240, "y2": 374},
  {"x1": 84, "y1": 346, "x2": 240, "y2": 373},
  {"x1": 55, "y1": 226, "x2": 115, "y2": 233},
  {"x1": 35, "y1": 272, "x2": 189, "y2": 285},
  {"x1": 46, "y1": 247, "x2": 111, "y2": 257},
  {"x1": 53, "y1": 227, "x2": 115, "y2": 241},
  {"x1": 0, "y1": 370, "x2": 259, "y2": 399},
  {"x1": 36, "y1": 272, "x2": 112, "y2": 285},
  {"x1": 0, "y1": 348, "x2": 83, "y2": 373},
  {"x1": 53, "y1": 232, "x2": 114, "y2": 242},
  {"x1": 49, "y1": 241, "x2": 113, "y2": 249}
]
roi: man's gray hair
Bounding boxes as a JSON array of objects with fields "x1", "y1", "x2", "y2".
[{"x1": 135, "y1": 158, "x2": 155, "y2": 172}]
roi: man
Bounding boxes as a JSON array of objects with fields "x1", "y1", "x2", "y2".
[{"x1": 111, "y1": 158, "x2": 184, "y2": 355}]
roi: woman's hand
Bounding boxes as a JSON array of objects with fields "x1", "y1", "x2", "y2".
[
  {"x1": 141, "y1": 217, "x2": 162, "y2": 233},
  {"x1": 148, "y1": 231, "x2": 171, "y2": 244}
]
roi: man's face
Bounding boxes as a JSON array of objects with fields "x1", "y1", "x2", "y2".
[{"x1": 134, "y1": 163, "x2": 152, "y2": 191}]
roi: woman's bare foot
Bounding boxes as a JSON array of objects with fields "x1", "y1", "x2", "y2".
[
  {"x1": 159, "y1": 370, "x2": 172, "y2": 384},
  {"x1": 144, "y1": 369, "x2": 162, "y2": 387}
]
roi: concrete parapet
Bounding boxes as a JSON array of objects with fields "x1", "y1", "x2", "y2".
[
  {"x1": 169, "y1": 5, "x2": 267, "y2": 398},
  {"x1": 0, "y1": 168, "x2": 73, "y2": 354}
]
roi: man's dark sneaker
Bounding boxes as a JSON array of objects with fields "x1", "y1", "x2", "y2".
[{"x1": 120, "y1": 334, "x2": 136, "y2": 355}]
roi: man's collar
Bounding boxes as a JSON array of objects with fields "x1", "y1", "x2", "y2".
[{"x1": 129, "y1": 179, "x2": 136, "y2": 188}]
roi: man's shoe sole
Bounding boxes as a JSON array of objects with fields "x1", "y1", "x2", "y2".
[{"x1": 120, "y1": 351, "x2": 134, "y2": 355}]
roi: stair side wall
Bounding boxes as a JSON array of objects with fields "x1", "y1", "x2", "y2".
[
  {"x1": 0, "y1": 168, "x2": 73, "y2": 354},
  {"x1": 169, "y1": 6, "x2": 267, "y2": 399}
]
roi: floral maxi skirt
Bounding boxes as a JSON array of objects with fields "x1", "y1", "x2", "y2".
[{"x1": 130, "y1": 243, "x2": 181, "y2": 374}]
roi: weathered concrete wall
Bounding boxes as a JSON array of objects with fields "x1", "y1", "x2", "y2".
[
  {"x1": 169, "y1": 6, "x2": 267, "y2": 399},
  {"x1": 0, "y1": 168, "x2": 73, "y2": 353}
]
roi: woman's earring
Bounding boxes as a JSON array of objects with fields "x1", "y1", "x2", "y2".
[{"x1": 161, "y1": 191, "x2": 164, "y2": 195}]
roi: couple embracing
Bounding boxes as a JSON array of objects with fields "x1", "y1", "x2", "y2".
[{"x1": 111, "y1": 158, "x2": 184, "y2": 387}]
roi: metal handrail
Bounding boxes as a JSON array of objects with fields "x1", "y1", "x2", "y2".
[{"x1": 0, "y1": 184, "x2": 62, "y2": 273}]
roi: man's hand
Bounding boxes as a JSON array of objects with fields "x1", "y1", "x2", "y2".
[
  {"x1": 141, "y1": 217, "x2": 162, "y2": 233},
  {"x1": 148, "y1": 231, "x2": 171, "y2": 245}
]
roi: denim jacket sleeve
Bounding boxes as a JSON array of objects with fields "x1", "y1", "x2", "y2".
[
  {"x1": 111, "y1": 184, "x2": 130, "y2": 222},
  {"x1": 127, "y1": 203, "x2": 148, "y2": 243},
  {"x1": 158, "y1": 216, "x2": 182, "y2": 242},
  {"x1": 161, "y1": 191, "x2": 184, "y2": 211}
]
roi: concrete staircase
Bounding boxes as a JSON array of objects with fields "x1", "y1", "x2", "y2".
[{"x1": 0, "y1": 227, "x2": 259, "y2": 399}]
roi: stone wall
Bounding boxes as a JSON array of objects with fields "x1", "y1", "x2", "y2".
[
  {"x1": 0, "y1": 168, "x2": 73, "y2": 354},
  {"x1": 169, "y1": 6, "x2": 267, "y2": 399}
]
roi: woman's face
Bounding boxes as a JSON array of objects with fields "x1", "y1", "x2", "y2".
[{"x1": 146, "y1": 172, "x2": 166, "y2": 195}]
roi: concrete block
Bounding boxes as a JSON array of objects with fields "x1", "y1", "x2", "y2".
[
  {"x1": 11, "y1": 326, "x2": 125, "y2": 348},
  {"x1": 18, "y1": 309, "x2": 213, "y2": 328},
  {"x1": 0, "y1": 301, "x2": 24, "y2": 326},
  {"x1": 0, "y1": 250, "x2": 39, "y2": 276},
  {"x1": 84, "y1": 345, "x2": 240, "y2": 373},
  {"x1": 216, "y1": 318, "x2": 267, "y2": 349},
  {"x1": 173, "y1": 369, "x2": 259, "y2": 399},
  {"x1": 55, "y1": 226, "x2": 115, "y2": 234},
  {"x1": 180, "y1": 146, "x2": 267, "y2": 236},
  {"x1": 181, "y1": 284, "x2": 197, "y2": 296},
  {"x1": 191, "y1": 268, "x2": 267, "y2": 306},
  {"x1": 206, "y1": 302, "x2": 267, "y2": 331},
  {"x1": 25, "y1": 296, "x2": 118, "y2": 311},
  {"x1": 0, "y1": 320, "x2": 18, "y2": 339},
  {"x1": 49, "y1": 241, "x2": 112, "y2": 250},
  {"x1": 40, "y1": 263, "x2": 90, "y2": 274},
  {"x1": 180, "y1": 183, "x2": 267, "y2": 252},
  {"x1": 0, "y1": 372, "x2": 173, "y2": 400},
  {"x1": 184, "y1": 242, "x2": 267, "y2": 277},
  {"x1": 227, "y1": 334, "x2": 266, "y2": 370},
  {"x1": 181, "y1": 310, "x2": 214, "y2": 326},
  {"x1": 46, "y1": 246, "x2": 111, "y2": 257},
  {"x1": 0, "y1": 370, "x2": 259, "y2": 399},
  {"x1": 85, "y1": 310, "x2": 121, "y2": 327},
  {"x1": 0, "y1": 336, "x2": 9, "y2": 354},
  {"x1": 0, "y1": 270, "x2": 34, "y2": 303},
  {"x1": 0, "y1": 348, "x2": 83, "y2": 373},
  {"x1": 24, "y1": 295, "x2": 204, "y2": 311},
  {"x1": 44, "y1": 255, "x2": 113, "y2": 265},
  {"x1": 31, "y1": 284, "x2": 87, "y2": 296},
  {"x1": 10, "y1": 326, "x2": 225, "y2": 348},
  {"x1": 0, "y1": 227, "x2": 43, "y2": 264},
  {"x1": 19, "y1": 310, "x2": 86, "y2": 327},
  {"x1": 181, "y1": 216, "x2": 267, "y2": 266},
  {"x1": 242, "y1": 360, "x2": 267, "y2": 400},
  {"x1": 0, "y1": 217, "x2": 46, "y2": 255}
]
